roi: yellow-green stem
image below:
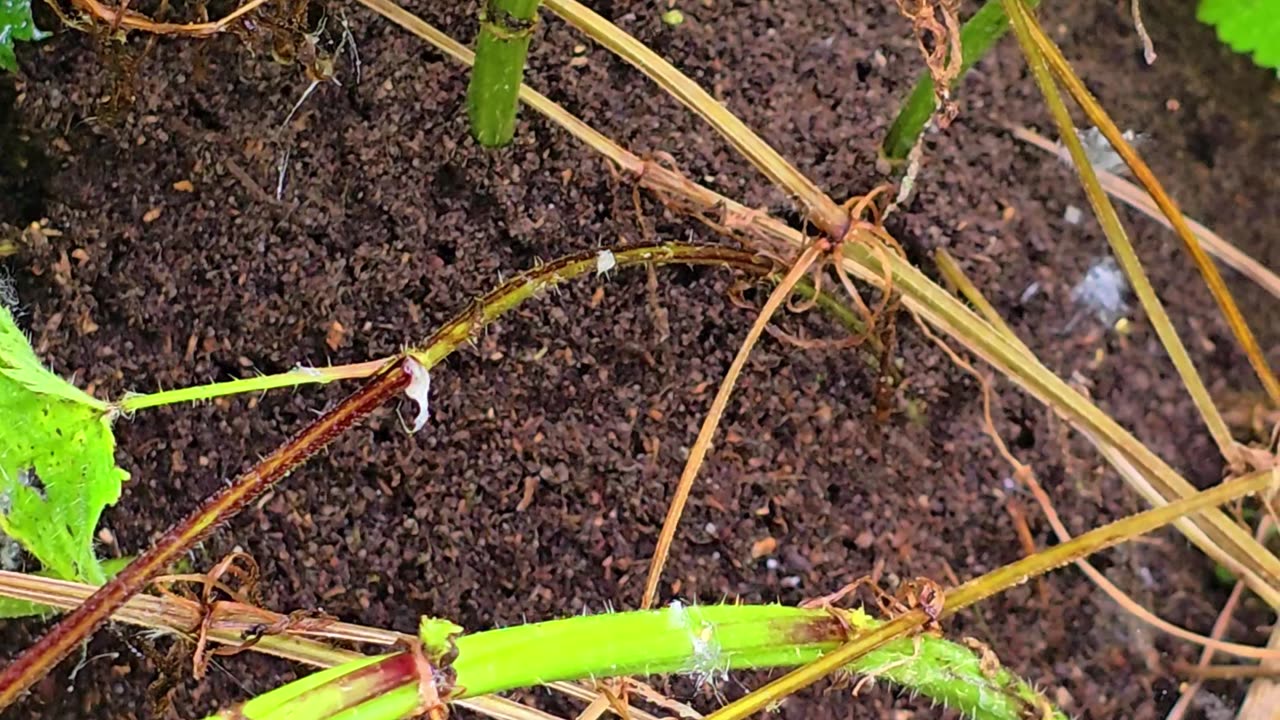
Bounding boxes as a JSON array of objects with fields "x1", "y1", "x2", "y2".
[
  {"x1": 701, "y1": 468, "x2": 1277, "y2": 720},
  {"x1": 1015, "y1": 6, "x2": 1280, "y2": 407},
  {"x1": 1000, "y1": 0, "x2": 1237, "y2": 464}
]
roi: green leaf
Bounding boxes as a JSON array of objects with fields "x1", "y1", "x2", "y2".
[
  {"x1": 0, "y1": 306, "x2": 126, "y2": 588},
  {"x1": 1198, "y1": 0, "x2": 1280, "y2": 71},
  {"x1": 0, "y1": 0, "x2": 49, "y2": 73},
  {"x1": 0, "y1": 556, "x2": 133, "y2": 618}
]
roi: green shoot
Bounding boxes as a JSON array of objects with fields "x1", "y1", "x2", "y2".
[
  {"x1": 882, "y1": 0, "x2": 1042, "y2": 162},
  {"x1": 0, "y1": 306, "x2": 127, "y2": 594},
  {"x1": 0, "y1": 0, "x2": 47, "y2": 72},
  {"x1": 467, "y1": 0, "x2": 542, "y2": 146},
  {"x1": 113, "y1": 360, "x2": 388, "y2": 414},
  {"x1": 1198, "y1": 0, "x2": 1280, "y2": 71},
  {"x1": 212, "y1": 605, "x2": 1066, "y2": 720}
]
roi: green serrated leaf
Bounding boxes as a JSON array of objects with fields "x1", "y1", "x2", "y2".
[
  {"x1": 0, "y1": 306, "x2": 126, "y2": 587},
  {"x1": 1198, "y1": 0, "x2": 1280, "y2": 71},
  {"x1": 0, "y1": 0, "x2": 48, "y2": 73}
]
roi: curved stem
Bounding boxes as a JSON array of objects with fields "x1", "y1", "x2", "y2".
[
  {"x1": 641, "y1": 243, "x2": 823, "y2": 609},
  {"x1": 109, "y1": 244, "x2": 872, "y2": 413}
]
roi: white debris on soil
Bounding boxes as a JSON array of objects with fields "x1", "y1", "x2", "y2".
[
  {"x1": 1074, "y1": 127, "x2": 1144, "y2": 174},
  {"x1": 1063, "y1": 204, "x2": 1083, "y2": 225},
  {"x1": 595, "y1": 249, "x2": 616, "y2": 276},
  {"x1": 405, "y1": 357, "x2": 432, "y2": 432},
  {"x1": 1067, "y1": 256, "x2": 1130, "y2": 331}
]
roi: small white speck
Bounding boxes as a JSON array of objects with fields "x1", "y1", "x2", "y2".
[
  {"x1": 704, "y1": 522, "x2": 717, "y2": 535},
  {"x1": 1063, "y1": 205, "x2": 1083, "y2": 225},
  {"x1": 293, "y1": 364, "x2": 324, "y2": 378},
  {"x1": 405, "y1": 357, "x2": 431, "y2": 432},
  {"x1": 765, "y1": 558, "x2": 780, "y2": 571},
  {"x1": 596, "y1": 249, "x2": 616, "y2": 276}
]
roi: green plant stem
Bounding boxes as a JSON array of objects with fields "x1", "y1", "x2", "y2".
[
  {"x1": 882, "y1": 0, "x2": 1041, "y2": 161},
  {"x1": 113, "y1": 360, "x2": 389, "y2": 413},
  {"x1": 212, "y1": 605, "x2": 1066, "y2": 720},
  {"x1": 467, "y1": 0, "x2": 542, "y2": 146}
]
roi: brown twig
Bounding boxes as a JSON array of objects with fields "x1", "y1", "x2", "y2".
[
  {"x1": 68, "y1": 0, "x2": 268, "y2": 36},
  {"x1": 1003, "y1": 497, "x2": 1050, "y2": 605},
  {"x1": 1171, "y1": 663, "x2": 1280, "y2": 681},
  {"x1": 640, "y1": 240, "x2": 826, "y2": 609},
  {"x1": 894, "y1": 0, "x2": 964, "y2": 126},
  {"x1": 1163, "y1": 571, "x2": 1249, "y2": 720}
]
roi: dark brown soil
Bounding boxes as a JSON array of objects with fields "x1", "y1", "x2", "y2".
[{"x1": 2, "y1": 0, "x2": 1278, "y2": 718}]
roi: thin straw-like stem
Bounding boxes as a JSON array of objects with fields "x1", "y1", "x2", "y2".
[
  {"x1": 542, "y1": 0, "x2": 850, "y2": 237},
  {"x1": 1014, "y1": 7, "x2": 1280, "y2": 406},
  {"x1": 640, "y1": 242, "x2": 824, "y2": 609},
  {"x1": 1000, "y1": 0, "x2": 1238, "y2": 464},
  {"x1": 700, "y1": 469, "x2": 1278, "y2": 720},
  {"x1": 1007, "y1": 124, "x2": 1280, "y2": 301}
]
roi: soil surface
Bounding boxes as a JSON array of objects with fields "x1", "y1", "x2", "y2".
[{"x1": 2, "y1": 0, "x2": 1278, "y2": 718}]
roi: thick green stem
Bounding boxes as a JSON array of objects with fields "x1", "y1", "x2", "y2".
[
  {"x1": 211, "y1": 605, "x2": 1065, "y2": 720},
  {"x1": 882, "y1": 0, "x2": 1043, "y2": 162},
  {"x1": 467, "y1": 0, "x2": 542, "y2": 146}
]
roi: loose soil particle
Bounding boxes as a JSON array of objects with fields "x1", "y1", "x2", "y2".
[{"x1": 1, "y1": 1, "x2": 1277, "y2": 718}]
